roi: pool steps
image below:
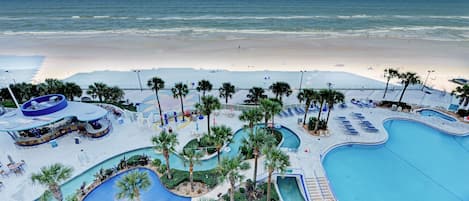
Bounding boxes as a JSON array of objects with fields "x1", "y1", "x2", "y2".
[{"x1": 305, "y1": 175, "x2": 335, "y2": 201}]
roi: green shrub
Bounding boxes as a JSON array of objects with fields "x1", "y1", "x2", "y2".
[
  {"x1": 308, "y1": 117, "x2": 327, "y2": 130},
  {"x1": 239, "y1": 187, "x2": 245, "y2": 194},
  {"x1": 184, "y1": 137, "x2": 217, "y2": 155},
  {"x1": 152, "y1": 159, "x2": 162, "y2": 167},
  {"x1": 158, "y1": 164, "x2": 167, "y2": 173},
  {"x1": 160, "y1": 169, "x2": 219, "y2": 189}
]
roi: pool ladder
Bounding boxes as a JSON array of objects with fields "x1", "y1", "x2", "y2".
[{"x1": 305, "y1": 173, "x2": 336, "y2": 201}]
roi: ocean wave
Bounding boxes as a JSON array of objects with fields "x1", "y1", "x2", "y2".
[
  {"x1": 1, "y1": 26, "x2": 468, "y2": 41},
  {"x1": 1, "y1": 15, "x2": 469, "y2": 21}
]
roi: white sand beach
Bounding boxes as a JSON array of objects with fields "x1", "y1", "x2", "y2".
[{"x1": 0, "y1": 34, "x2": 468, "y2": 91}]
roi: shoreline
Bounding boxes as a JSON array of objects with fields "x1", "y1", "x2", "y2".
[{"x1": 0, "y1": 34, "x2": 468, "y2": 91}]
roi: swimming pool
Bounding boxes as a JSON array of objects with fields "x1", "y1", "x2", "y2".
[
  {"x1": 276, "y1": 176, "x2": 306, "y2": 201},
  {"x1": 417, "y1": 109, "x2": 457, "y2": 122},
  {"x1": 83, "y1": 167, "x2": 190, "y2": 201},
  {"x1": 59, "y1": 126, "x2": 300, "y2": 199},
  {"x1": 323, "y1": 119, "x2": 469, "y2": 201}
]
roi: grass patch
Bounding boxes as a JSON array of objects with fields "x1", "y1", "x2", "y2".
[
  {"x1": 160, "y1": 169, "x2": 219, "y2": 189},
  {"x1": 221, "y1": 182, "x2": 280, "y2": 201},
  {"x1": 184, "y1": 137, "x2": 217, "y2": 155}
]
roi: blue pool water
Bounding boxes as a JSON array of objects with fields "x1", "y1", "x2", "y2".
[
  {"x1": 276, "y1": 176, "x2": 306, "y2": 201},
  {"x1": 60, "y1": 126, "x2": 300, "y2": 199},
  {"x1": 83, "y1": 168, "x2": 190, "y2": 201},
  {"x1": 418, "y1": 109, "x2": 457, "y2": 122},
  {"x1": 323, "y1": 119, "x2": 469, "y2": 201}
]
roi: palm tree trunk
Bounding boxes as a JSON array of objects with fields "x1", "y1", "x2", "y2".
[
  {"x1": 225, "y1": 95, "x2": 229, "y2": 104},
  {"x1": 464, "y1": 97, "x2": 469, "y2": 107},
  {"x1": 383, "y1": 78, "x2": 390, "y2": 99},
  {"x1": 230, "y1": 178, "x2": 236, "y2": 201},
  {"x1": 156, "y1": 91, "x2": 164, "y2": 126},
  {"x1": 398, "y1": 84, "x2": 409, "y2": 104},
  {"x1": 326, "y1": 102, "x2": 332, "y2": 124},
  {"x1": 217, "y1": 148, "x2": 221, "y2": 165},
  {"x1": 315, "y1": 101, "x2": 324, "y2": 132},
  {"x1": 264, "y1": 114, "x2": 268, "y2": 128},
  {"x1": 266, "y1": 171, "x2": 272, "y2": 201},
  {"x1": 50, "y1": 184, "x2": 63, "y2": 201},
  {"x1": 190, "y1": 165, "x2": 194, "y2": 192},
  {"x1": 253, "y1": 150, "x2": 258, "y2": 189},
  {"x1": 180, "y1": 95, "x2": 185, "y2": 121},
  {"x1": 271, "y1": 114, "x2": 275, "y2": 135},
  {"x1": 303, "y1": 102, "x2": 310, "y2": 125},
  {"x1": 207, "y1": 113, "x2": 211, "y2": 135},
  {"x1": 164, "y1": 151, "x2": 172, "y2": 179},
  {"x1": 135, "y1": 190, "x2": 141, "y2": 201}
]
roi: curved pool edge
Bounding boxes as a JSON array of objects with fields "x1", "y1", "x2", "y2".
[
  {"x1": 82, "y1": 166, "x2": 192, "y2": 201},
  {"x1": 318, "y1": 116, "x2": 469, "y2": 201},
  {"x1": 415, "y1": 108, "x2": 458, "y2": 122}
]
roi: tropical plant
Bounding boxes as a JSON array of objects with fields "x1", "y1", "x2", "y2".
[
  {"x1": 147, "y1": 77, "x2": 165, "y2": 126},
  {"x1": 180, "y1": 144, "x2": 203, "y2": 192},
  {"x1": 242, "y1": 128, "x2": 276, "y2": 189},
  {"x1": 398, "y1": 72, "x2": 421, "y2": 104},
  {"x1": 262, "y1": 147, "x2": 290, "y2": 201},
  {"x1": 314, "y1": 89, "x2": 329, "y2": 132},
  {"x1": 31, "y1": 163, "x2": 73, "y2": 201},
  {"x1": 104, "y1": 86, "x2": 124, "y2": 103},
  {"x1": 171, "y1": 82, "x2": 189, "y2": 121},
  {"x1": 195, "y1": 95, "x2": 221, "y2": 136},
  {"x1": 115, "y1": 170, "x2": 152, "y2": 201},
  {"x1": 87, "y1": 82, "x2": 108, "y2": 102},
  {"x1": 217, "y1": 156, "x2": 250, "y2": 201},
  {"x1": 297, "y1": 88, "x2": 319, "y2": 125},
  {"x1": 152, "y1": 130, "x2": 179, "y2": 179},
  {"x1": 269, "y1": 82, "x2": 292, "y2": 102},
  {"x1": 209, "y1": 125, "x2": 233, "y2": 164},
  {"x1": 239, "y1": 108, "x2": 264, "y2": 135},
  {"x1": 63, "y1": 82, "x2": 82, "y2": 101},
  {"x1": 325, "y1": 90, "x2": 345, "y2": 124},
  {"x1": 452, "y1": 84, "x2": 469, "y2": 107},
  {"x1": 219, "y1": 82, "x2": 235, "y2": 104},
  {"x1": 259, "y1": 99, "x2": 282, "y2": 131},
  {"x1": 196, "y1": 79, "x2": 213, "y2": 97},
  {"x1": 39, "y1": 78, "x2": 65, "y2": 95},
  {"x1": 245, "y1": 87, "x2": 267, "y2": 105},
  {"x1": 383, "y1": 68, "x2": 399, "y2": 99}
]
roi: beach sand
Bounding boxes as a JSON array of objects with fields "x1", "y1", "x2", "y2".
[{"x1": 0, "y1": 34, "x2": 468, "y2": 91}]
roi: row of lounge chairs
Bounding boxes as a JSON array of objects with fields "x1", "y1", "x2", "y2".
[
  {"x1": 278, "y1": 107, "x2": 306, "y2": 117},
  {"x1": 336, "y1": 116, "x2": 359, "y2": 135},
  {"x1": 337, "y1": 113, "x2": 380, "y2": 135},
  {"x1": 350, "y1": 99, "x2": 376, "y2": 108},
  {"x1": 351, "y1": 112, "x2": 379, "y2": 132}
]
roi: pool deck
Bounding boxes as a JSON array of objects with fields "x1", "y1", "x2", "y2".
[{"x1": 1, "y1": 89, "x2": 469, "y2": 201}]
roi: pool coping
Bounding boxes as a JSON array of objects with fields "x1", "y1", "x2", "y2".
[{"x1": 318, "y1": 116, "x2": 469, "y2": 200}]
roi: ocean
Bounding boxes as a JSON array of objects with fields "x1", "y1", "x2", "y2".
[{"x1": 0, "y1": 0, "x2": 468, "y2": 41}]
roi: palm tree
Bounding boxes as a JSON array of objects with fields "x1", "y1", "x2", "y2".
[
  {"x1": 196, "y1": 79, "x2": 213, "y2": 97},
  {"x1": 452, "y1": 84, "x2": 469, "y2": 107},
  {"x1": 180, "y1": 144, "x2": 203, "y2": 192},
  {"x1": 383, "y1": 68, "x2": 399, "y2": 99},
  {"x1": 245, "y1": 87, "x2": 267, "y2": 105},
  {"x1": 87, "y1": 82, "x2": 108, "y2": 102},
  {"x1": 239, "y1": 108, "x2": 264, "y2": 135},
  {"x1": 210, "y1": 125, "x2": 233, "y2": 164},
  {"x1": 147, "y1": 77, "x2": 165, "y2": 126},
  {"x1": 31, "y1": 163, "x2": 73, "y2": 201},
  {"x1": 260, "y1": 99, "x2": 282, "y2": 132},
  {"x1": 217, "y1": 156, "x2": 250, "y2": 201},
  {"x1": 195, "y1": 95, "x2": 221, "y2": 136},
  {"x1": 63, "y1": 82, "x2": 82, "y2": 101},
  {"x1": 297, "y1": 88, "x2": 319, "y2": 125},
  {"x1": 325, "y1": 90, "x2": 345, "y2": 124},
  {"x1": 152, "y1": 130, "x2": 179, "y2": 179},
  {"x1": 314, "y1": 89, "x2": 329, "y2": 132},
  {"x1": 172, "y1": 82, "x2": 189, "y2": 121},
  {"x1": 219, "y1": 82, "x2": 235, "y2": 104},
  {"x1": 398, "y1": 72, "x2": 421, "y2": 104},
  {"x1": 104, "y1": 86, "x2": 124, "y2": 103},
  {"x1": 39, "y1": 78, "x2": 65, "y2": 95},
  {"x1": 269, "y1": 82, "x2": 292, "y2": 102},
  {"x1": 242, "y1": 128, "x2": 276, "y2": 189},
  {"x1": 115, "y1": 170, "x2": 151, "y2": 201},
  {"x1": 263, "y1": 147, "x2": 290, "y2": 201}
]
